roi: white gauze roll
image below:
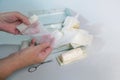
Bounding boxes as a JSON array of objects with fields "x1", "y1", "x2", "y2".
[{"x1": 57, "y1": 48, "x2": 86, "y2": 65}]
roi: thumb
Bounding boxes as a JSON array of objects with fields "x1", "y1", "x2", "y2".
[{"x1": 15, "y1": 12, "x2": 30, "y2": 25}]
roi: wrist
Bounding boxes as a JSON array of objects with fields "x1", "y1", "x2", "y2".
[
  {"x1": 7, "y1": 53, "x2": 28, "y2": 70},
  {"x1": 0, "y1": 52, "x2": 28, "y2": 78}
]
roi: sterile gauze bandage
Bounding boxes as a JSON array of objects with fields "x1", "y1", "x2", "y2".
[{"x1": 57, "y1": 48, "x2": 86, "y2": 66}]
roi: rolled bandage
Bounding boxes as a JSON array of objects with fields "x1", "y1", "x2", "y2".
[
  {"x1": 70, "y1": 29, "x2": 93, "y2": 48},
  {"x1": 20, "y1": 40, "x2": 30, "y2": 50},
  {"x1": 57, "y1": 48, "x2": 86, "y2": 66}
]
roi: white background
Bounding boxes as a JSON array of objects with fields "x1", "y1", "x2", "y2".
[{"x1": 0, "y1": 0, "x2": 120, "y2": 80}]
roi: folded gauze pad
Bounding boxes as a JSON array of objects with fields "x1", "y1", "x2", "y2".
[
  {"x1": 17, "y1": 15, "x2": 39, "y2": 34},
  {"x1": 57, "y1": 48, "x2": 86, "y2": 66}
]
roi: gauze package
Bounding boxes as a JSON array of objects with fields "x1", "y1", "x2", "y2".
[
  {"x1": 53, "y1": 14, "x2": 93, "y2": 49},
  {"x1": 70, "y1": 29, "x2": 93, "y2": 48},
  {"x1": 54, "y1": 29, "x2": 93, "y2": 49},
  {"x1": 17, "y1": 15, "x2": 55, "y2": 46},
  {"x1": 17, "y1": 14, "x2": 93, "y2": 50}
]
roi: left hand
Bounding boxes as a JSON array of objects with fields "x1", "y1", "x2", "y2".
[{"x1": 0, "y1": 12, "x2": 30, "y2": 34}]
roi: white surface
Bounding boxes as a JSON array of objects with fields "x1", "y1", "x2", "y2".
[{"x1": 0, "y1": 0, "x2": 120, "y2": 80}]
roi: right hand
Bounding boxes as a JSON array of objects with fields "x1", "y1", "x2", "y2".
[
  {"x1": 0, "y1": 41, "x2": 52, "y2": 79},
  {"x1": 14, "y1": 41, "x2": 53, "y2": 66}
]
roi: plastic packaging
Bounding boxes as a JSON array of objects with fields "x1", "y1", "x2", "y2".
[
  {"x1": 54, "y1": 29, "x2": 93, "y2": 49},
  {"x1": 62, "y1": 14, "x2": 80, "y2": 31},
  {"x1": 17, "y1": 15, "x2": 40, "y2": 35},
  {"x1": 17, "y1": 9, "x2": 93, "y2": 51},
  {"x1": 17, "y1": 15, "x2": 55, "y2": 47}
]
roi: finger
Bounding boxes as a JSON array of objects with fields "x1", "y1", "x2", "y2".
[
  {"x1": 8, "y1": 24, "x2": 21, "y2": 35},
  {"x1": 30, "y1": 38, "x2": 36, "y2": 46},
  {"x1": 44, "y1": 47, "x2": 53, "y2": 55},
  {"x1": 38, "y1": 47, "x2": 53, "y2": 60},
  {"x1": 14, "y1": 12, "x2": 30, "y2": 25},
  {"x1": 36, "y1": 42, "x2": 51, "y2": 51},
  {"x1": 15, "y1": 29, "x2": 20, "y2": 34},
  {"x1": 6, "y1": 24, "x2": 17, "y2": 34}
]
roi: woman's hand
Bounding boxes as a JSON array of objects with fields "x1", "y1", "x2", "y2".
[{"x1": 0, "y1": 12, "x2": 30, "y2": 34}]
